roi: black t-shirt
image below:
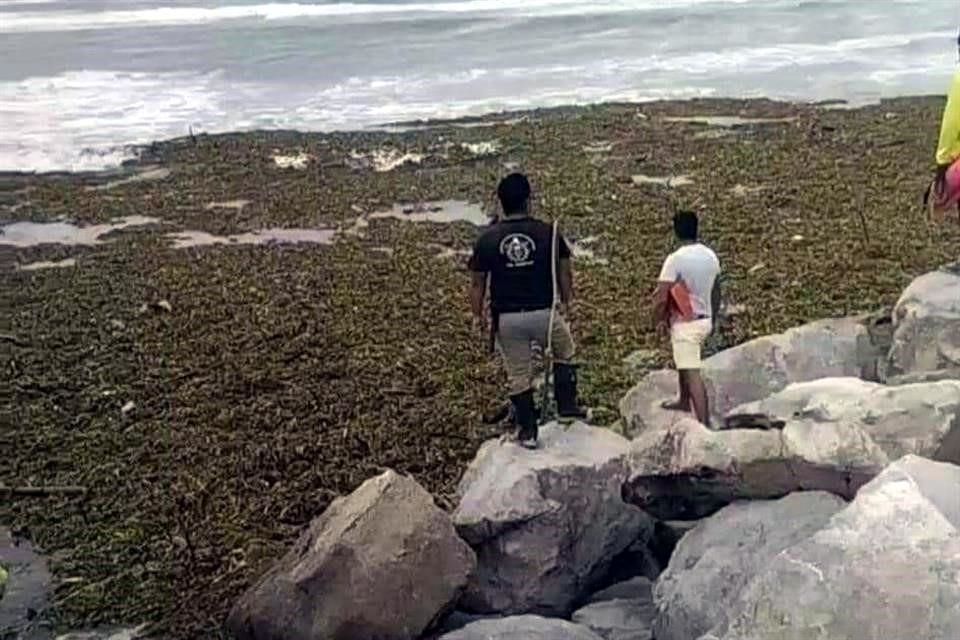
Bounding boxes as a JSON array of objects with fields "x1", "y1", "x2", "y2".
[{"x1": 468, "y1": 216, "x2": 572, "y2": 313}]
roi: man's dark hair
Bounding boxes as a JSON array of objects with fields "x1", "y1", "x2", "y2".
[
  {"x1": 673, "y1": 209, "x2": 699, "y2": 241},
  {"x1": 497, "y1": 173, "x2": 531, "y2": 215}
]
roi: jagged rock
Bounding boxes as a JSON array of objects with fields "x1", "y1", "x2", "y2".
[
  {"x1": 730, "y1": 377, "x2": 960, "y2": 463},
  {"x1": 860, "y1": 310, "x2": 896, "y2": 381},
  {"x1": 572, "y1": 597, "x2": 655, "y2": 640},
  {"x1": 886, "y1": 367, "x2": 960, "y2": 384},
  {"x1": 454, "y1": 422, "x2": 651, "y2": 616},
  {"x1": 584, "y1": 576, "x2": 653, "y2": 605},
  {"x1": 617, "y1": 370, "x2": 690, "y2": 437},
  {"x1": 438, "y1": 615, "x2": 604, "y2": 640},
  {"x1": 888, "y1": 264, "x2": 960, "y2": 377},
  {"x1": 653, "y1": 492, "x2": 845, "y2": 640},
  {"x1": 226, "y1": 470, "x2": 475, "y2": 640},
  {"x1": 702, "y1": 455, "x2": 960, "y2": 640},
  {"x1": 622, "y1": 417, "x2": 887, "y2": 520},
  {"x1": 620, "y1": 316, "x2": 880, "y2": 436}
]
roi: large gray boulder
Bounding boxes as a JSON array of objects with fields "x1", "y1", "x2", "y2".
[
  {"x1": 730, "y1": 376, "x2": 960, "y2": 463},
  {"x1": 572, "y1": 599, "x2": 655, "y2": 640},
  {"x1": 573, "y1": 577, "x2": 656, "y2": 640},
  {"x1": 226, "y1": 470, "x2": 475, "y2": 640},
  {"x1": 653, "y1": 492, "x2": 846, "y2": 640},
  {"x1": 438, "y1": 615, "x2": 603, "y2": 640},
  {"x1": 620, "y1": 316, "x2": 878, "y2": 436},
  {"x1": 623, "y1": 417, "x2": 887, "y2": 519},
  {"x1": 888, "y1": 264, "x2": 960, "y2": 377},
  {"x1": 454, "y1": 422, "x2": 651, "y2": 616},
  {"x1": 702, "y1": 455, "x2": 960, "y2": 640}
]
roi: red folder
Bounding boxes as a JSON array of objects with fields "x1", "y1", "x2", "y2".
[{"x1": 668, "y1": 281, "x2": 694, "y2": 322}]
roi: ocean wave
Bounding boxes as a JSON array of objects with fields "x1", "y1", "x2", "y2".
[
  {"x1": 0, "y1": 70, "x2": 223, "y2": 172},
  {"x1": 0, "y1": 14, "x2": 953, "y2": 172},
  {"x1": 0, "y1": 0, "x2": 57, "y2": 6},
  {"x1": 1, "y1": 0, "x2": 770, "y2": 33},
  {"x1": 0, "y1": 67, "x2": 719, "y2": 172}
]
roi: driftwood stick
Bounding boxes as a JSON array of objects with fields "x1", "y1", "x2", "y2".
[
  {"x1": 0, "y1": 333, "x2": 29, "y2": 347},
  {"x1": 0, "y1": 485, "x2": 88, "y2": 497},
  {"x1": 856, "y1": 187, "x2": 870, "y2": 245}
]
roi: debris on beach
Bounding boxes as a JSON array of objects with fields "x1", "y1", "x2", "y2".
[
  {"x1": 631, "y1": 174, "x2": 694, "y2": 188},
  {"x1": 272, "y1": 152, "x2": 312, "y2": 169}
]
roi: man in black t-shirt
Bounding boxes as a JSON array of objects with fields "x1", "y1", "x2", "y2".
[{"x1": 468, "y1": 173, "x2": 586, "y2": 448}]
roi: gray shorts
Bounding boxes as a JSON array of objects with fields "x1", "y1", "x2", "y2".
[{"x1": 496, "y1": 307, "x2": 576, "y2": 395}]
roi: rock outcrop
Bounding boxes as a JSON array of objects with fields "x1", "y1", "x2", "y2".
[
  {"x1": 702, "y1": 455, "x2": 960, "y2": 640},
  {"x1": 620, "y1": 316, "x2": 879, "y2": 435},
  {"x1": 888, "y1": 264, "x2": 960, "y2": 377},
  {"x1": 438, "y1": 615, "x2": 604, "y2": 640},
  {"x1": 454, "y1": 422, "x2": 650, "y2": 616},
  {"x1": 622, "y1": 417, "x2": 886, "y2": 519},
  {"x1": 730, "y1": 376, "x2": 960, "y2": 463},
  {"x1": 652, "y1": 492, "x2": 846, "y2": 640},
  {"x1": 226, "y1": 470, "x2": 475, "y2": 640}
]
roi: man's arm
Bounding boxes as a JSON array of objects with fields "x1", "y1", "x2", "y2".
[
  {"x1": 651, "y1": 282, "x2": 672, "y2": 330},
  {"x1": 652, "y1": 254, "x2": 677, "y2": 330}
]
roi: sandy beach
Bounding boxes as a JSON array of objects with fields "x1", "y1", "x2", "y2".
[{"x1": 2, "y1": 95, "x2": 959, "y2": 637}]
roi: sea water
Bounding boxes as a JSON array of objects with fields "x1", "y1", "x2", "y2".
[{"x1": 0, "y1": 0, "x2": 958, "y2": 172}]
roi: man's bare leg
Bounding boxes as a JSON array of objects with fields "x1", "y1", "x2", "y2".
[
  {"x1": 686, "y1": 369, "x2": 710, "y2": 427},
  {"x1": 661, "y1": 369, "x2": 691, "y2": 411}
]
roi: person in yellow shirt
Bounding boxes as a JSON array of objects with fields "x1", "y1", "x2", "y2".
[{"x1": 929, "y1": 30, "x2": 960, "y2": 222}]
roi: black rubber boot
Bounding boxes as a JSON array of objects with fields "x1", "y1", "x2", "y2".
[
  {"x1": 553, "y1": 363, "x2": 588, "y2": 422},
  {"x1": 509, "y1": 389, "x2": 539, "y2": 449}
]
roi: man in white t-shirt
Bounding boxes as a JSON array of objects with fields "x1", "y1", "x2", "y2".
[{"x1": 652, "y1": 210, "x2": 721, "y2": 427}]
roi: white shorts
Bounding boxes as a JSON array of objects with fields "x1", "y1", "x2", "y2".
[{"x1": 670, "y1": 318, "x2": 712, "y2": 370}]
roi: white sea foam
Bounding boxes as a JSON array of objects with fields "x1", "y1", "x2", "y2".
[
  {"x1": 0, "y1": 67, "x2": 718, "y2": 171},
  {"x1": 0, "y1": 70, "x2": 225, "y2": 172},
  {"x1": 0, "y1": 0, "x2": 763, "y2": 33}
]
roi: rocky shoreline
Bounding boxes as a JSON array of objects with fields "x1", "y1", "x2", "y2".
[
  {"x1": 2, "y1": 95, "x2": 959, "y2": 638},
  {"x1": 226, "y1": 259, "x2": 960, "y2": 640}
]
